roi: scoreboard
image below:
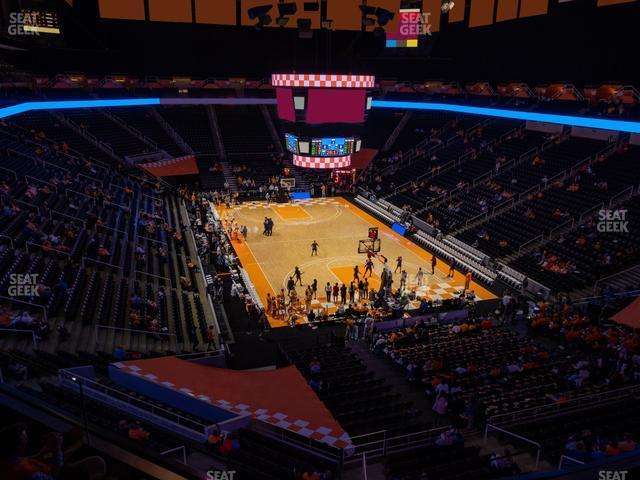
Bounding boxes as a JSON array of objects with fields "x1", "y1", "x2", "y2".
[
  {"x1": 310, "y1": 138, "x2": 355, "y2": 156},
  {"x1": 19, "y1": 10, "x2": 61, "y2": 34},
  {"x1": 286, "y1": 134, "x2": 361, "y2": 157}
]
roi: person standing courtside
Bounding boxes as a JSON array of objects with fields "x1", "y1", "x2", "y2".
[
  {"x1": 431, "y1": 255, "x2": 437, "y2": 275},
  {"x1": 395, "y1": 256, "x2": 403, "y2": 273},
  {"x1": 448, "y1": 258, "x2": 456, "y2": 278},
  {"x1": 364, "y1": 257, "x2": 374, "y2": 277}
]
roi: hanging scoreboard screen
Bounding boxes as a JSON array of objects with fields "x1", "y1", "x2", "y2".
[
  {"x1": 18, "y1": 10, "x2": 61, "y2": 34},
  {"x1": 286, "y1": 135, "x2": 360, "y2": 157},
  {"x1": 311, "y1": 138, "x2": 355, "y2": 157},
  {"x1": 285, "y1": 133, "x2": 299, "y2": 154}
]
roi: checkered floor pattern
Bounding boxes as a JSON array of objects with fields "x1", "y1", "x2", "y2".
[{"x1": 114, "y1": 361, "x2": 353, "y2": 450}]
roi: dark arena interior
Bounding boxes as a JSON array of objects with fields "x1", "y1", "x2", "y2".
[{"x1": 1, "y1": 1, "x2": 640, "y2": 479}]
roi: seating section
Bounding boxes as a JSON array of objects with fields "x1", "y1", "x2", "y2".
[
  {"x1": 510, "y1": 194, "x2": 640, "y2": 292},
  {"x1": 509, "y1": 400, "x2": 640, "y2": 465},
  {"x1": 0, "y1": 126, "x2": 214, "y2": 355},
  {"x1": 114, "y1": 108, "x2": 185, "y2": 157},
  {"x1": 216, "y1": 105, "x2": 273, "y2": 155},
  {"x1": 385, "y1": 120, "x2": 524, "y2": 210},
  {"x1": 10, "y1": 111, "x2": 115, "y2": 166},
  {"x1": 377, "y1": 323, "x2": 619, "y2": 419},
  {"x1": 455, "y1": 141, "x2": 632, "y2": 258},
  {"x1": 158, "y1": 106, "x2": 217, "y2": 154},
  {"x1": 286, "y1": 344, "x2": 423, "y2": 436},
  {"x1": 61, "y1": 109, "x2": 150, "y2": 157}
]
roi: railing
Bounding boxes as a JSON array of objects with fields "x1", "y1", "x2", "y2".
[
  {"x1": 94, "y1": 325, "x2": 177, "y2": 344},
  {"x1": 608, "y1": 185, "x2": 634, "y2": 209},
  {"x1": 25, "y1": 175, "x2": 57, "y2": 191},
  {"x1": 50, "y1": 209, "x2": 86, "y2": 227},
  {"x1": 0, "y1": 165, "x2": 18, "y2": 180},
  {"x1": 572, "y1": 289, "x2": 640, "y2": 306},
  {"x1": 135, "y1": 270, "x2": 171, "y2": 283},
  {"x1": 517, "y1": 234, "x2": 544, "y2": 255},
  {"x1": 160, "y1": 446, "x2": 187, "y2": 465},
  {"x1": 77, "y1": 172, "x2": 103, "y2": 187},
  {"x1": 0, "y1": 295, "x2": 48, "y2": 323},
  {"x1": 548, "y1": 218, "x2": 574, "y2": 239},
  {"x1": 558, "y1": 454, "x2": 585, "y2": 470},
  {"x1": 488, "y1": 384, "x2": 640, "y2": 428},
  {"x1": 0, "y1": 234, "x2": 14, "y2": 249},
  {"x1": 250, "y1": 421, "x2": 342, "y2": 465},
  {"x1": 0, "y1": 327, "x2": 39, "y2": 349},
  {"x1": 465, "y1": 211, "x2": 489, "y2": 227},
  {"x1": 594, "y1": 265, "x2": 640, "y2": 294},
  {"x1": 343, "y1": 425, "x2": 451, "y2": 465},
  {"x1": 578, "y1": 202, "x2": 604, "y2": 224},
  {"x1": 26, "y1": 241, "x2": 72, "y2": 258},
  {"x1": 484, "y1": 424, "x2": 541, "y2": 470},
  {"x1": 81, "y1": 257, "x2": 123, "y2": 270},
  {"x1": 59, "y1": 370, "x2": 206, "y2": 435}
]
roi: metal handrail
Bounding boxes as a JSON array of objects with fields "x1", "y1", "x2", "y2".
[
  {"x1": 484, "y1": 424, "x2": 541, "y2": 470},
  {"x1": 94, "y1": 325, "x2": 177, "y2": 343},
  {"x1": 594, "y1": 265, "x2": 640, "y2": 293},
  {"x1": 0, "y1": 295, "x2": 48, "y2": 323},
  {"x1": 0, "y1": 327, "x2": 38, "y2": 349},
  {"x1": 558, "y1": 454, "x2": 585, "y2": 470},
  {"x1": 488, "y1": 384, "x2": 640, "y2": 427},
  {"x1": 59, "y1": 370, "x2": 204, "y2": 432}
]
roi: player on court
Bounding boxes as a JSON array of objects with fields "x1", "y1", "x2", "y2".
[
  {"x1": 353, "y1": 265, "x2": 360, "y2": 282},
  {"x1": 395, "y1": 256, "x2": 403, "y2": 273},
  {"x1": 364, "y1": 257, "x2": 374, "y2": 277},
  {"x1": 416, "y1": 267, "x2": 425, "y2": 287},
  {"x1": 311, "y1": 240, "x2": 319, "y2": 256},
  {"x1": 294, "y1": 266, "x2": 303, "y2": 286}
]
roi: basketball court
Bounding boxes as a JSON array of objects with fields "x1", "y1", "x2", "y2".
[{"x1": 218, "y1": 197, "x2": 497, "y2": 328}]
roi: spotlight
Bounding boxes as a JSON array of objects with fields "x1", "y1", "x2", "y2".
[
  {"x1": 441, "y1": 1, "x2": 455, "y2": 13},
  {"x1": 362, "y1": 17, "x2": 376, "y2": 27},
  {"x1": 248, "y1": 5, "x2": 273, "y2": 30},
  {"x1": 374, "y1": 8, "x2": 394, "y2": 26},
  {"x1": 276, "y1": 2, "x2": 297, "y2": 27},
  {"x1": 304, "y1": 2, "x2": 320, "y2": 12},
  {"x1": 297, "y1": 18, "x2": 313, "y2": 39},
  {"x1": 277, "y1": 2, "x2": 297, "y2": 16}
]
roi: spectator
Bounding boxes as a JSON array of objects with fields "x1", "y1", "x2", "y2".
[{"x1": 0, "y1": 423, "x2": 105, "y2": 480}]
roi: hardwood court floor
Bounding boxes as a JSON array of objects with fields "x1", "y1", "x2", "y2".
[{"x1": 219, "y1": 197, "x2": 496, "y2": 328}]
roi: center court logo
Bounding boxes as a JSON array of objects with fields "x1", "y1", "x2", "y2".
[
  {"x1": 7, "y1": 274, "x2": 39, "y2": 297},
  {"x1": 386, "y1": 9, "x2": 432, "y2": 48}
]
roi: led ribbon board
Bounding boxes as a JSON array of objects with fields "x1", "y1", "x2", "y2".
[
  {"x1": 0, "y1": 98, "x2": 161, "y2": 119},
  {"x1": 292, "y1": 155, "x2": 351, "y2": 169},
  {"x1": 2, "y1": 98, "x2": 640, "y2": 134},
  {"x1": 371, "y1": 100, "x2": 640, "y2": 134},
  {"x1": 271, "y1": 74, "x2": 375, "y2": 89}
]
